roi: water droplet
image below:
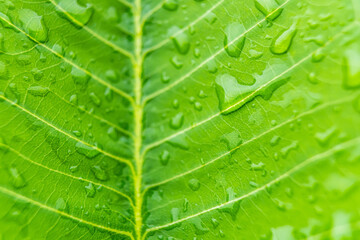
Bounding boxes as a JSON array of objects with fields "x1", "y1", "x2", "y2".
[
  {"x1": 71, "y1": 67, "x2": 90, "y2": 87},
  {"x1": 159, "y1": 150, "x2": 170, "y2": 166},
  {"x1": 315, "y1": 127, "x2": 337, "y2": 146},
  {"x1": 248, "y1": 49, "x2": 263, "y2": 59},
  {"x1": 75, "y1": 142, "x2": 99, "y2": 159},
  {"x1": 211, "y1": 218, "x2": 219, "y2": 229},
  {"x1": 206, "y1": 60, "x2": 218, "y2": 73},
  {"x1": 224, "y1": 22, "x2": 246, "y2": 58},
  {"x1": 205, "y1": 12, "x2": 217, "y2": 24},
  {"x1": 218, "y1": 187, "x2": 240, "y2": 220},
  {"x1": 55, "y1": 198, "x2": 67, "y2": 211},
  {"x1": 163, "y1": 0, "x2": 178, "y2": 11},
  {"x1": 188, "y1": 178, "x2": 200, "y2": 191},
  {"x1": 0, "y1": 61, "x2": 8, "y2": 80},
  {"x1": 280, "y1": 141, "x2": 298, "y2": 158},
  {"x1": 9, "y1": 167, "x2": 26, "y2": 188},
  {"x1": 270, "y1": 135, "x2": 280, "y2": 146},
  {"x1": 28, "y1": 86, "x2": 49, "y2": 97},
  {"x1": 170, "y1": 26, "x2": 190, "y2": 54},
  {"x1": 89, "y1": 92, "x2": 101, "y2": 106},
  {"x1": 342, "y1": 46, "x2": 360, "y2": 89},
  {"x1": 190, "y1": 218, "x2": 209, "y2": 234},
  {"x1": 91, "y1": 165, "x2": 109, "y2": 181},
  {"x1": 169, "y1": 112, "x2": 184, "y2": 129},
  {"x1": 254, "y1": 0, "x2": 283, "y2": 21},
  {"x1": 107, "y1": 127, "x2": 118, "y2": 141},
  {"x1": 52, "y1": 43, "x2": 64, "y2": 56},
  {"x1": 57, "y1": 0, "x2": 94, "y2": 27},
  {"x1": 270, "y1": 23, "x2": 297, "y2": 55},
  {"x1": 215, "y1": 70, "x2": 290, "y2": 114},
  {"x1": 308, "y1": 72, "x2": 318, "y2": 84},
  {"x1": 183, "y1": 198, "x2": 189, "y2": 212},
  {"x1": 221, "y1": 131, "x2": 242, "y2": 150},
  {"x1": 250, "y1": 162, "x2": 265, "y2": 171},
  {"x1": 85, "y1": 182, "x2": 96, "y2": 198},
  {"x1": 170, "y1": 56, "x2": 183, "y2": 69},
  {"x1": 69, "y1": 94, "x2": 78, "y2": 104},
  {"x1": 18, "y1": 9, "x2": 48, "y2": 42},
  {"x1": 31, "y1": 68, "x2": 44, "y2": 81},
  {"x1": 170, "y1": 207, "x2": 179, "y2": 221},
  {"x1": 105, "y1": 69, "x2": 118, "y2": 83}
]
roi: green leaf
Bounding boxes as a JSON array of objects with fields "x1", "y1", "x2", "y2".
[{"x1": 0, "y1": 0, "x2": 360, "y2": 239}]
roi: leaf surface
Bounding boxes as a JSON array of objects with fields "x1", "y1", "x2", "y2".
[{"x1": 0, "y1": 0, "x2": 360, "y2": 239}]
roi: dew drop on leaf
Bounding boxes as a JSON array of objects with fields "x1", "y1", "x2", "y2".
[
  {"x1": 270, "y1": 23, "x2": 297, "y2": 55},
  {"x1": 170, "y1": 26, "x2": 190, "y2": 55},
  {"x1": 55, "y1": 198, "x2": 67, "y2": 211},
  {"x1": 57, "y1": 0, "x2": 94, "y2": 27},
  {"x1": 91, "y1": 165, "x2": 109, "y2": 181},
  {"x1": 75, "y1": 142, "x2": 99, "y2": 159},
  {"x1": 0, "y1": 61, "x2": 8, "y2": 80},
  {"x1": 315, "y1": 126, "x2": 337, "y2": 146},
  {"x1": 159, "y1": 150, "x2": 170, "y2": 166},
  {"x1": 163, "y1": 0, "x2": 179, "y2": 11},
  {"x1": 188, "y1": 178, "x2": 200, "y2": 191},
  {"x1": 342, "y1": 46, "x2": 360, "y2": 89},
  {"x1": 85, "y1": 182, "x2": 96, "y2": 198},
  {"x1": 71, "y1": 66, "x2": 90, "y2": 87},
  {"x1": 224, "y1": 22, "x2": 246, "y2": 58},
  {"x1": 18, "y1": 9, "x2": 48, "y2": 42},
  {"x1": 169, "y1": 112, "x2": 184, "y2": 129},
  {"x1": 9, "y1": 167, "x2": 26, "y2": 189},
  {"x1": 254, "y1": 0, "x2": 283, "y2": 21},
  {"x1": 28, "y1": 86, "x2": 49, "y2": 97}
]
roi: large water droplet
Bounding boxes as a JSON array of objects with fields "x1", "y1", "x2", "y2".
[
  {"x1": 215, "y1": 65, "x2": 290, "y2": 114},
  {"x1": 224, "y1": 22, "x2": 246, "y2": 58},
  {"x1": 159, "y1": 150, "x2": 170, "y2": 166},
  {"x1": 315, "y1": 127, "x2": 337, "y2": 146},
  {"x1": 270, "y1": 23, "x2": 297, "y2": 55},
  {"x1": 18, "y1": 9, "x2": 48, "y2": 42}
]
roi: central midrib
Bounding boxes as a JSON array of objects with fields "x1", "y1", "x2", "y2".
[{"x1": 133, "y1": 0, "x2": 144, "y2": 239}]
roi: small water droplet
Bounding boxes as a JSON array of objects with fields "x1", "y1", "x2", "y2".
[
  {"x1": 170, "y1": 26, "x2": 190, "y2": 54},
  {"x1": 188, "y1": 178, "x2": 200, "y2": 191},
  {"x1": 75, "y1": 142, "x2": 99, "y2": 159},
  {"x1": 57, "y1": 0, "x2": 94, "y2": 27},
  {"x1": 254, "y1": 0, "x2": 283, "y2": 21},
  {"x1": 91, "y1": 165, "x2": 109, "y2": 181},
  {"x1": 71, "y1": 67, "x2": 90, "y2": 87},
  {"x1": 55, "y1": 198, "x2": 67, "y2": 211},
  {"x1": 159, "y1": 150, "x2": 170, "y2": 166},
  {"x1": 28, "y1": 86, "x2": 49, "y2": 97},
  {"x1": 85, "y1": 182, "x2": 96, "y2": 198},
  {"x1": 9, "y1": 167, "x2": 26, "y2": 189},
  {"x1": 169, "y1": 112, "x2": 184, "y2": 129},
  {"x1": 224, "y1": 22, "x2": 246, "y2": 58}
]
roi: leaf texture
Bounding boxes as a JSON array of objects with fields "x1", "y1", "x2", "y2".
[{"x1": 0, "y1": 0, "x2": 360, "y2": 239}]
